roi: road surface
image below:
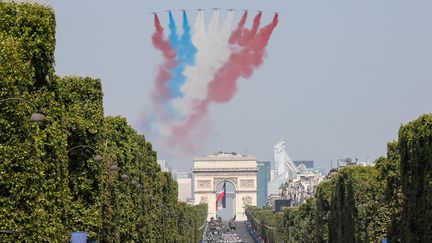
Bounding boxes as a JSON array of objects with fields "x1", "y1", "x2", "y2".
[{"x1": 232, "y1": 221, "x2": 256, "y2": 243}]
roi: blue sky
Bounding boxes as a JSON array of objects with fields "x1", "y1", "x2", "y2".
[{"x1": 52, "y1": 0, "x2": 432, "y2": 171}]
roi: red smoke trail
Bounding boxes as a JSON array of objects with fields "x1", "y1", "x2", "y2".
[
  {"x1": 238, "y1": 12, "x2": 262, "y2": 46},
  {"x1": 170, "y1": 99, "x2": 210, "y2": 154},
  {"x1": 151, "y1": 14, "x2": 177, "y2": 104},
  {"x1": 169, "y1": 14, "x2": 279, "y2": 153},
  {"x1": 208, "y1": 13, "x2": 279, "y2": 103},
  {"x1": 229, "y1": 11, "x2": 248, "y2": 44}
]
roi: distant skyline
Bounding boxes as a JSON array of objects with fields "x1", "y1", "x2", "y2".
[{"x1": 52, "y1": 0, "x2": 432, "y2": 171}]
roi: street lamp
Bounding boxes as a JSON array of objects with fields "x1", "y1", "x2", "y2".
[
  {"x1": 67, "y1": 145, "x2": 103, "y2": 161},
  {"x1": 0, "y1": 98, "x2": 44, "y2": 123}
]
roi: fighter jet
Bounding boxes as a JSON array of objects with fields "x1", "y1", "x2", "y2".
[
  {"x1": 211, "y1": 8, "x2": 220, "y2": 11},
  {"x1": 148, "y1": 10, "x2": 173, "y2": 15},
  {"x1": 196, "y1": 8, "x2": 204, "y2": 11},
  {"x1": 226, "y1": 8, "x2": 236, "y2": 11}
]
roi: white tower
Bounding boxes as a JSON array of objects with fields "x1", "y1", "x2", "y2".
[
  {"x1": 274, "y1": 138, "x2": 298, "y2": 177},
  {"x1": 274, "y1": 139, "x2": 286, "y2": 175}
]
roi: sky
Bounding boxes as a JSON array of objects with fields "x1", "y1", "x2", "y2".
[{"x1": 51, "y1": 0, "x2": 432, "y2": 172}]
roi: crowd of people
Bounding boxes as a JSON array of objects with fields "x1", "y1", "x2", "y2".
[
  {"x1": 218, "y1": 232, "x2": 243, "y2": 242},
  {"x1": 201, "y1": 217, "x2": 243, "y2": 243}
]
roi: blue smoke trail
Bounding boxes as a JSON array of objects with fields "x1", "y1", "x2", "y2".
[
  {"x1": 168, "y1": 11, "x2": 179, "y2": 48},
  {"x1": 167, "y1": 11, "x2": 197, "y2": 97}
]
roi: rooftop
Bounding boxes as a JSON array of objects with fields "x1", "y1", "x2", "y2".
[{"x1": 194, "y1": 151, "x2": 256, "y2": 161}]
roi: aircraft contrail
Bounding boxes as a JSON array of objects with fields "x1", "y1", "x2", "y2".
[{"x1": 148, "y1": 10, "x2": 279, "y2": 155}]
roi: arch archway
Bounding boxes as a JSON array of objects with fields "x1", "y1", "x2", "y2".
[
  {"x1": 193, "y1": 153, "x2": 258, "y2": 221},
  {"x1": 215, "y1": 180, "x2": 236, "y2": 220}
]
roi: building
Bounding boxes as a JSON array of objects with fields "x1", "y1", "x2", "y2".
[
  {"x1": 158, "y1": 161, "x2": 192, "y2": 203},
  {"x1": 274, "y1": 138, "x2": 298, "y2": 178},
  {"x1": 268, "y1": 138, "x2": 298, "y2": 195},
  {"x1": 193, "y1": 152, "x2": 258, "y2": 220},
  {"x1": 256, "y1": 161, "x2": 271, "y2": 207},
  {"x1": 174, "y1": 172, "x2": 193, "y2": 203},
  {"x1": 315, "y1": 167, "x2": 329, "y2": 176},
  {"x1": 335, "y1": 157, "x2": 373, "y2": 168},
  {"x1": 293, "y1": 160, "x2": 314, "y2": 169},
  {"x1": 279, "y1": 166, "x2": 324, "y2": 206},
  {"x1": 267, "y1": 173, "x2": 288, "y2": 196},
  {"x1": 266, "y1": 139, "x2": 326, "y2": 208},
  {"x1": 157, "y1": 159, "x2": 172, "y2": 172},
  {"x1": 157, "y1": 159, "x2": 166, "y2": 171}
]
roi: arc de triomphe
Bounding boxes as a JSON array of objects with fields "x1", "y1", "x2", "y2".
[{"x1": 192, "y1": 152, "x2": 257, "y2": 221}]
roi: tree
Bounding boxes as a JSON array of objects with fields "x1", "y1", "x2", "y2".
[{"x1": 399, "y1": 114, "x2": 432, "y2": 242}]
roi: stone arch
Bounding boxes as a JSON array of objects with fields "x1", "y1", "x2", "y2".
[
  {"x1": 214, "y1": 179, "x2": 237, "y2": 220},
  {"x1": 192, "y1": 154, "x2": 258, "y2": 221},
  {"x1": 213, "y1": 177, "x2": 238, "y2": 191}
]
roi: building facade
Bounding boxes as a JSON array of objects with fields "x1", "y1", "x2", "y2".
[
  {"x1": 174, "y1": 172, "x2": 193, "y2": 203},
  {"x1": 268, "y1": 138, "x2": 298, "y2": 195},
  {"x1": 157, "y1": 159, "x2": 172, "y2": 172},
  {"x1": 256, "y1": 161, "x2": 271, "y2": 207},
  {"x1": 279, "y1": 168, "x2": 324, "y2": 206},
  {"x1": 293, "y1": 160, "x2": 314, "y2": 169},
  {"x1": 192, "y1": 152, "x2": 258, "y2": 221}
]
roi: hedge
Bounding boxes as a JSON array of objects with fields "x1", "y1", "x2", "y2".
[{"x1": 1, "y1": 2, "x2": 207, "y2": 242}]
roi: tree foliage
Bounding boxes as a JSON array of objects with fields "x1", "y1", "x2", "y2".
[
  {"x1": 0, "y1": 2, "x2": 207, "y2": 241},
  {"x1": 399, "y1": 114, "x2": 432, "y2": 242},
  {"x1": 1, "y1": 3, "x2": 68, "y2": 241},
  {"x1": 247, "y1": 114, "x2": 432, "y2": 242}
]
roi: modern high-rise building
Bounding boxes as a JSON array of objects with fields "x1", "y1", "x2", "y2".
[
  {"x1": 256, "y1": 161, "x2": 271, "y2": 207},
  {"x1": 268, "y1": 138, "x2": 299, "y2": 195},
  {"x1": 274, "y1": 138, "x2": 298, "y2": 177}
]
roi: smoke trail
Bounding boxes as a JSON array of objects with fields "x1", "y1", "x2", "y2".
[
  {"x1": 220, "y1": 11, "x2": 235, "y2": 39},
  {"x1": 172, "y1": 10, "x2": 234, "y2": 121},
  {"x1": 168, "y1": 11, "x2": 179, "y2": 48},
  {"x1": 173, "y1": 14, "x2": 279, "y2": 125},
  {"x1": 229, "y1": 11, "x2": 248, "y2": 44},
  {"x1": 147, "y1": 12, "x2": 279, "y2": 156},
  {"x1": 168, "y1": 13, "x2": 279, "y2": 154},
  {"x1": 151, "y1": 14, "x2": 177, "y2": 103},
  {"x1": 166, "y1": 11, "x2": 197, "y2": 98},
  {"x1": 238, "y1": 12, "x2": 262, "y2": 46},
  {"x1": 192, "y1": 10, "x2": 206, "y2": 49},
  {"x1": 208, "y1": 13, "x2": 279, "y2": 103}
]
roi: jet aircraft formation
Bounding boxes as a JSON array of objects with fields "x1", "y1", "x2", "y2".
[{"x1": 149, "y1": 8, "x2": 281, "y2": 15}]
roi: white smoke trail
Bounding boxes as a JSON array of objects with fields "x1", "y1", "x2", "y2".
[
  {"x1": 221, "y1": 11, "x2": 234, "y2": 39},
  {"x1": 192, "y1": 11, "x2": 206, "y2": 49},
  {"x1": 172, "y1": 10, "x2": 234, "y2": 122}
]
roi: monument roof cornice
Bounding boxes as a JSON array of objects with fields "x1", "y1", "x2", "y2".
[
  {"x1": 192, "y1": 168, "x2": 258, "y2": 172},
  {"x1": 194, "y1": 156, "x2": 256, "y2": 161}
]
